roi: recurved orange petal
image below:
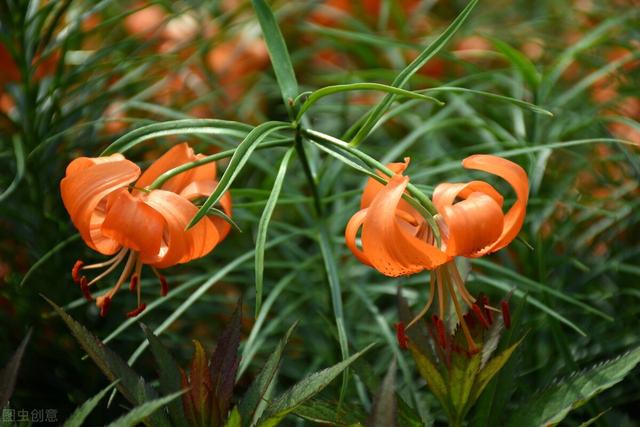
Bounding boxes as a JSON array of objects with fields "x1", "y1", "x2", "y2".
[
  {"x1": 144, "y1": 190, "x2": 220, "y2": 269},
  {"x1": 101, "y1": 190, "x2": 164, "y2": 262},
  {"x1": 135, "y1": 143, "x2": 217, "y2": 194},
  {"x1": 438, "y1": 192, "x2": 504, "y2": 257},
  {"x1": 60, "y1": 155, "x2": 141, "y2": 254},
  {"x1": 361, "y1": 174, "x2": 449, "y2": 276},
  {"x1": 179, "y1": 180, "x2": 232, "y2": 240},
  {"x1": 360, "y1": 158, "x2": 410, "y2": 209},
  {"x1": 462, "y1": 155, "x2": 529, "y2": 252},
  {"x1": 345, "y1": 209, "x2": 372, "y2": 266}
]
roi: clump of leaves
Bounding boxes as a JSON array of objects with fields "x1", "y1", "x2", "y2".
[{"x1": 45, "y1": 297, "x2": 373, "y2": 426}]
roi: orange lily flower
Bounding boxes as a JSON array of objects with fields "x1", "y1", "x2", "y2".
[
  {"x1": 345, "y1": 154, "x2": 528, "y2": 351},
  {"x1": 61, "y1": 143, "x2": 232, "y2": 317}
]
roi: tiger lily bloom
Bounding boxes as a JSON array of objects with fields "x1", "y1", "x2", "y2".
[
  {"x1": 61, "y1": 143, "x2": 232, "y2": 317},
  {"x1": 345, "y1": 154, "x2": 528, "y2": 351}
]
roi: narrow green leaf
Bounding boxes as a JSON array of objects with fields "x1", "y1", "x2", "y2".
[
  {"x1": 295, "y1": 83, "x2": 443, "y2": 121},
  {"x1": 0, "y1": 137, "x2": 25, "y2": 203},
  {"x1": 238, "y1": 323, "x2": 297, "y2": 427},
  {"x1": 474, "y1": 274, "x2": 587, "y2": 336},
  {"x1": 506, "y1": 347, "x2": 640, "y2": 427},
  {"x1": 100, "y1": 119, "x2": 253, "y2": 155},
  {"x1": 349, "y1": 0, "x2": 479, "y2": 146},
  {"x1": 490, "y1": 38, "x2": 541, "y2": 89},
  {"x1": 19, "y1": 235, "x2": 80, "y2": 287},
  {"x1": 422, "y1": 87, "x2": 552, "y2": 116},
  {"x1": 140, "y1": 325, "x2": 185, "y2": 426},
  {"x1": 187, "y1": 122, "x2": 291, "y2": 229},
  {"x1": 318, "y1": 222, "x2": 351, "y2": 398},
  {"x1": 368, "y1": 359, "x2": 398, "y2": 427},
  {"x1": 255, "y1": 147, "x2": 295, "y2": 315},
  {"x1": 251, "y1": 0, "x2": 299, "y2": 117},
  {"x1": 0, "y1": 329, "x2": 32, "y2": 409},
  {"x1": 257, "y1": 343, "x2": 376, "y2": 426},
  {"x1": 63, "y1": 381, "x2": 119, "y2": 427},
  {"x1": 106, "y1": 390, "x2": 185, "y2": 427},
  {"x1": 449, "y1": 352, "x2": 481, "y2": 416}
]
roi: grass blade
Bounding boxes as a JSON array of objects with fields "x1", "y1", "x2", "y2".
[{"x1": 63, "y1": 381, "x2": 119, "y2": 427}]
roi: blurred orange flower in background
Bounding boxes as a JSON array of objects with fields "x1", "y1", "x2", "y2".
[{"x1": 60, "y1": 143, "x2": 232, "y2": 317}]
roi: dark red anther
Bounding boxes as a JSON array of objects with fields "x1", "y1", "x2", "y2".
[
  {"x1": 126, "y1": 303, "x2": 147, "y2": 318},
  {"x1": 501, "y1": 300, "x2": 511, "y2": 329},
  {"x1": 481, "y1": 295, "x2": 493, "y2": 324},
  {"x1": 472, "y1": 303, "x2": 491, "y2": 329},
  {"x1": 394, "y1": 322, "x2": 409, "y2": 350},
  {"x1": 159, "y1": 274, "x2": 169, "y2": 296},
  {"x1": 129, "y1": 275, "x2": 138, "y2": 292},
  {"x1": 72, "y1": 260, "x2": 84, "y2": 283},
  {"x1": 79, "y1": 277, "x2": 93, "y2": 301},
  {"x1": 99, "y1": 297, "x2": 111, "y2": 318},
  {"x1": 433, "y1": 315, "x2": 447, "y2": 349}
]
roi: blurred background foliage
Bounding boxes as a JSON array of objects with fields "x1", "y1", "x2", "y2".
[{"x1": 0, "y1": 0, "x2": 639, "y2": 424}]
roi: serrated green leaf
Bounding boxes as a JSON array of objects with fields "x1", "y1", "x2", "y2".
[
  {"x1": 255, "y1": 147, "x2": 295, "y2": 315},
  {"x1": 506, "y1": 347, "x2": 640, "y2": 427},
  {"x1": 106, "y1": 390, "x2": 185, "y2": 427},
  {"x1": 257, "y1": 343, "x2": 375, "y2": 426},
  {"x1": 0, "y1": 329, "x2": 32, "y2": 409},
  {"x1": 141, "y1": 325, "x2": 185, "y2": 426},
  {"x1": 63, "y1": 381, "x2": 119, "y2": 427},
  {"x1": 42, "y1": 297, "x2": 168, "y2": 426},
  {"x1": 468, "y1": 337, "x2": 523, "y2": 412},
  {"x1": 251, "y1": 0, "x2": 299, "y2": 117},
  {"x1": 294, "y1": 398, "x2": 366, "y2": 426},
  {"x1": 187, "y1": 121, "x2": 291, "y2": 229},
  {"x1": 408, "y1": 342, "x2": 450, "y2": 415},
  {"x1": 239, "y1": 323, "x2": 297, "y2": 427},
  {"x1": 449, "y1": 351, "x2": 481, "y2": 418}
]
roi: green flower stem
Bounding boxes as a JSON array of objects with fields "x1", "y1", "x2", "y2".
[
  {"x1": 301, "y1": 128, "x2": 441, "y2": 245},
  {"x1": 147, "y1": 138, "x2": 293, "y2": 190}
]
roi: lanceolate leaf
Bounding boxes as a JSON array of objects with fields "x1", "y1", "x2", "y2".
[
  {"x1": 467, "y1": 337, "x2": 523, "y2": 413},
  {"x1": 210, "y1": 304, "x2": 243, "y2": 425},
  {"x1": 105, "y1": 390, "x2": 185, "y2": 427},
  {"x1": 43, "y1": 297, "x2": 170, "y2": 427},
  {"x1": 294, "y1": 398, "x2": 366, "y2": 426},
  {"x1": 255, "y1": 147, "x2": 295, "y2": 315},
  {"x1": 239, "y1": 322, "x2": 297, "y2": 427},
  {"x1": 0, "y1": 329, "x2": 32, "y2": 409},
  {"x1": 408, "y1": 343, "x2": 450, "y2": 416},
  {"x1": 251, "y1": 0, "x2": 299, "y2": 117},
  {"x1": 367, "y1": 359, "x2": 398, "y2": 427},
  {"x1": 187, "y1": 121, "x2": 291, "y2": 229},
  {"x1": 348, "y1": 0, "x2": 479, "y2": 146},
  {"x1": 505, "y1": 347, "x2": 640, "y2": 427},
  {"x1": 141, "y1": 325, "x2": 185, "y2": 426},
  {"x1": 63, "y1": 381, "x2": 119, "y2": 427},
  {"x1": 257, "y1": 343, "x2": 375, "y2": 426}
]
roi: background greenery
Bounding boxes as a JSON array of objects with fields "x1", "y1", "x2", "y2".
[{"x1": 1, "y1": 0, "x2": 638, "y2": 425}]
